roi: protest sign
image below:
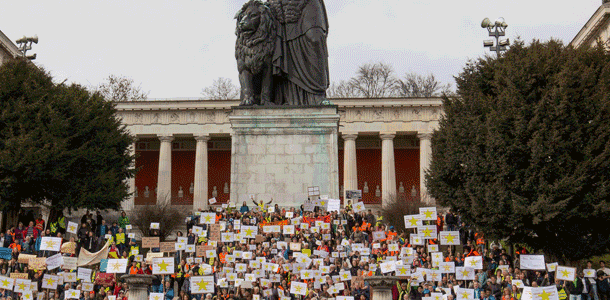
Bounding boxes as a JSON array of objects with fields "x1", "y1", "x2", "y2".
[
  {"x1": 142, "y1": 237, "x2": 160, "y2": 248},
  {"x1": 520, "y1": 255, "x2": 546, "y2": 270}
]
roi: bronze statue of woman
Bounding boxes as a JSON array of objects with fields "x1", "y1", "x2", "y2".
[{"x1": 269, "y1": 0, "x2": 330, "y2": 106}]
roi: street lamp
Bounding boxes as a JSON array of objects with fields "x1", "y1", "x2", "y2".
[
  {"x1": 15, "y1": 35, "x2": 38, "y2": 60},
  {"x1": 481, "y1": 17, "x2": 509, "y2": 56}
]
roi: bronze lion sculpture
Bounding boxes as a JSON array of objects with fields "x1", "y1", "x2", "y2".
[{"x1": 235, "y1": 0, "x2": 277, "y2": 106}]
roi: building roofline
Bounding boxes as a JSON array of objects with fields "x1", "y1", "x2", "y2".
[
  {"x1": 570, "y1": 3, "x2": 610, "y2": 48},
  {"x1": 0, "y1": 30, "x2": 22, "y2": 58}
]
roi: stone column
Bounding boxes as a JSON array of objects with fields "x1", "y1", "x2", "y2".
[
  {"x1": 342, "y1": 133, "x2": 358, "y2": 203},
  {"x1": 193, "y1": 135, "x2": 210, "y2": 211},
  {"x1": 418, "y1": 132, "x2": 433, "y2": 203},
  {"x1": 380, "y1": 133, "x2": 396, "y2": 207},
  {"x1": 364, "y1": 276, "x2": 401, "y2": 300},
  {"x1": 123, "y1": 139, "x2": 137, "y2": 211},
  {"x1": 121, "y1": 274, "x2": 156, "y2": 300},
  {"x1": 157, "y1": 134, "x2": 174, "y2": 204}
]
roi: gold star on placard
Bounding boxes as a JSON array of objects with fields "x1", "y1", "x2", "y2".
[
  {"x1": 342, "y1": 273, "x2": 349, "y2": 279},
  {"x1": 158, "y1": 260, "x2": 169, "y2": 271},
  {"x1": 17, "y1": 282, "x2": 26, "y2": 291},
  {"x1": 423, "y1": 210, "x2": 434, "y2": 219},
  {"x1": 111, "y1": 261, "x2": 121, "y2": 271},
  {"x1": 443, "y1": 265, "x2": 451, "y2": 271},
  {"x1": 1, "y1": 279, "x2": 10, "y2": 287},
  {"x1": 295, "y1": 286, "x2": 303, "y2": 292},
  {"x1": 398, "y1": 268, "x2": 408, "y2": 275},
  {"x1": 45, "y1": 240, "x2": 57, "y2": 249},
  {"x1": 24, "y1": 293, "x2": 31, "y2": 300},
  {"x1": 561, "y1": 269, "x2": 570, "y2": 278},
  {"x1": 539, "y1": 290, "x2": 551, "y2": 300},
  {"x1": 245, "y1": 228, "x2": 253, "y2": 237},
  {"x1": 461, "y1": 270, "x2": 470, "y2": 277},
  {"x1": 462, "y1": 292, "x2": 469, "y2": 299},
  {"x1": 197, "y1": 281, "x2": 209, "y2": 291},
  {"x1": 153, "y1": 296, "x2": 160, "y2": 300},
  {"x1": 408, "y1": 217, "x2": 418, "y2": 226},
  {"x1": 445, "y1": 234, "x2": 455, "y2": 243},
  {"x1": 204, "y1": 215, "x2": 212, "y2": 223},
  {"x1": 470, "y1": 260, "x2": 478, "y2": 267},
  {"x1": 421, "y1": 228, "x2": 432, "y2": 237}
]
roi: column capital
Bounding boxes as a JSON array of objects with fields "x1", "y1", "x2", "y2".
[
  {"x1": 342, "y1": 133, "x2": 358, "y2": 141},
  {"x1": 379, "y1": 132, "x2": 395, "y2": 140},
  {"x1": 417, "y1": 132, "x2": 433, "y2": 140},
  {"x1": 157, "y1": 134, "x2": 174, "y2": 142},
  {"x1": 194, "y1": 134, "x2": 211, "y2": 142}
]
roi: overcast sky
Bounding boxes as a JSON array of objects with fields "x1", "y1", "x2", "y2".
[{"x1": 0, "y1": 0, "x2": 602, "y2": 98}]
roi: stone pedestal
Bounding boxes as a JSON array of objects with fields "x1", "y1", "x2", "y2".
[
  {"x1": 229, "y1": 106, "x2": 340, "y2": 207},
  {"x1": 364, "y1": 276, "x2": 401, "y2": 300},
  {"x1": 121, "y1": 274, "x2": 156, "y2": 300}
]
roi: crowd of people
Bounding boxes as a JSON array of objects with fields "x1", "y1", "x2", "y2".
[{"x1": 0, "y1": 201, "x2": 607, "y2": 300}]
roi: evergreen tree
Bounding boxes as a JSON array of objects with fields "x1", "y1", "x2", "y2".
[
  {"x1": 0, "y1": 59, "x2": 135, "y2": 212},
  {"x1": 427, "y1": 40, "x2": 610, "y2": 262}
]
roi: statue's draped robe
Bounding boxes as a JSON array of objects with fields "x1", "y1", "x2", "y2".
[{"x1": 272, "y1": 0, "x2": 329, "y2": 106}]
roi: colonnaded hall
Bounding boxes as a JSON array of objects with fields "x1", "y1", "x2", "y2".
[{"x1": 1, "y1": 0, "x2": 609, "y2": 216}]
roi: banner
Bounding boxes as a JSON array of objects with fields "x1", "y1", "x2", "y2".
[{"x1": 77, "y1": 239, "x2": 110, "y2": 267}]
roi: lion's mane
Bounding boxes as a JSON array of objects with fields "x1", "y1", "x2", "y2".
[{"x1": 235, "y1": 0, "x2": 277, "y2": 75}]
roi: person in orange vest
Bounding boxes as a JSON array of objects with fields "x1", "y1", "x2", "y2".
[
  {"x1": 129, "y1": 260, "x2": 142, "y2": 274},
  {"x1": 474, "y1": 232, "x2": 485, "y2": 251}
]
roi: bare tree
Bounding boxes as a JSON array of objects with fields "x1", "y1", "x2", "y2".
[
  {"x1": 96, "y1": 75, "x2": 149, "y2": 102},
  {"x1": 348, "y1": 62, "x2": 398, "y2": 98},
  {"x1": 327, "y1": 80, "x2": 360, "y2": 98},
  {"x1": 201, "y1": 77, "x2": 239, "y2": 100},
  {"x1": 396, "y1": 73, "x2": 452, "y2": 97}
]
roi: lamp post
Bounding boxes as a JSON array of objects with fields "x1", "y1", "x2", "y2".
[
  {"x1": 15, "y1": 35, "x2": 38, "y2": 60},
  {"x1": 481, "y1": 17, "x2": 509, "y2": 56}
]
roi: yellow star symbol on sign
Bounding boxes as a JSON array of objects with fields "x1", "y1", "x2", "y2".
[
  {"x1": 342, "y1": 273, "x2": 349, "y2": 279},
  {"x1": 229, "y1": 275, "x2": 235, "y2": 280},
  {"x1": 1, "y1": 279, "x2": 9, "y2": 287},
  {"x1": 408, "y1": 217, "x2": 418, "y2": 226},
  {"x1": 303, "y1": 271, "x2": 310, "y2": 278},
  {"x1": 561, "y1": 269, "x2": 570, "y2": 278},
  {"x1": 197, "y1": 280, "x2": 209, "y2": 291},
  {"x1": 244, "y1": 228, "x2": 253, "y2": 237},
  {"x1": 443, "y1": 265, "x2": 451, "y2": 271},
  {"x1": 445, "y1": 234, "x2": 455, "y2": 243},
  {"x1": 205, "y1": 215, "x2": 212, "y2": 223},
  {"x1": 538, "y1": 290, "x2": 551, "y2": 300},
  {"x1": 423, "y1": 210, "x2": 433, "y2": 218},
  {"x1": 431, "y1": 273, "x2": 439, "y2": 280},
  {"x1": 399, "y1": 268, "x2": 407, "y2": 275},
  {"x1": 70, "y1": 291, "x2": 77, "y2": 298},
  {"x1": 470, "y1": 260, "x2": 478, "y2": 267},
  {"x1": 295, "y1": 286, "x2": 303, "y2": 292},
  {"x1": 297, "y1": 266, "x2": 303, "y2": 271},
  {"x1": 462, "y1": 292, "x2": 470, "y2": 299},
  {"x1": 45, "y1": 240, "x2": 56, "y2": 249},
  {"x1": 461, "y1": 270, "x2": 470, "y2": 277},
  {"x1": 158, "y1": 260, "x2": 169, "y2": 271},
  {"x1": 24, "y1": 293, "x2": 31, "y2": 300},
  {"x1": 153, "y1": 296, "x2": 160, "y2": 300},
  {"x1": 421, "y1": 228, "x2": 432, "y2": 237},
  {"x1": 68, "y1": 225, "x2": 76, "y2": 231},
  {"x1": 112, "y1": 261, "x2": 121, "y2": 271},
  {"x1": 18, "y1": 282, "x2": 26, "y2": 291}
]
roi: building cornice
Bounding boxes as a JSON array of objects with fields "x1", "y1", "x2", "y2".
[
  {"x1": 115, "y1": 97, "x2": 443, "y2": 112},
  {"x1": 571, "y1": 3, "x2": 610, "y2": 48},
  {"x1": 0, "y1": 30, "x2": 22, "y2": 59}
]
